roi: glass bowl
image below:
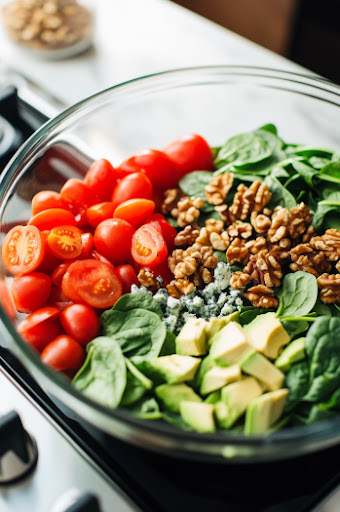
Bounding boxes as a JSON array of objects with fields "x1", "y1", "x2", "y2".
[{"x1": 1, "y1": 66, "x2": 340, "y2": 463}]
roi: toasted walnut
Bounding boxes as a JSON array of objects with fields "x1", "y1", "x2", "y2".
[
  {"x1": 205, "y1": 172, "x2": 233, "y2": 205},
  {"x1": 245, "y1": 236, "x2": 268, "y2": 255},
  {"x1": 199, "y1": 245, "x2": 219, "y2": 269},
  {"x1": 290, "y1": 243, "x2": 332, "y2": 277},
  {"x1": 244, "y1": 285, "x2": 279, "y2": 308},
  {"x1": 192, "y1": 266, "x2": 214, "y2": 287},
  {"x1": 230, "y1": 271, "x2": 251, "y2": 290},
  {"x1": 168, "y1": 249, "x2": 185, "y2": 273},
  {"x1": 195, "y1": 227, "x2": 211, "y2": 247},
  {"x1": 229, "y1": 184, "x2": 254, "y2": 220},
  {"x1": 205, "y1": 218, "x2": 225, "y2": 235},
  {"x1": 227, "y1": 221, "x2": 253, "y2": 240},
  {"x1": 302, "y1": 225, "x2": 316, "y2": 243},
  {"x1": 167, "y1": 279, "x2": 195, "y2": 298},
  {"x1": 250, "y1": 211, "x2": 271, "y2": 234},
  {"x1": 317, "y1": 273, "x2": 340, "y2": 304},
  {"x1": 161, "y1": 188, "x2": 185, "y2": 215},
  {"x1": 310, "y1": 229, "x2": 340, "y2": 262},
  {"x1": 171, "y1": 196, "x2": 204, "y2": 228},
  {"x1": 173, "y1": 256, "x2": 198, "y2": 278},
  {"x1": 137, "y1": 269, "x2": 160, "y2": 289},
  {"x1": 244, "y1": 250, "x2": 282, "y2": 288},
  {"x1": 226, "y1": 238, "x2": 249, "y2": 266},
  {"x1": 249, "y1": 180, "x2": 272, "y2": 213},
  {"x1": 174, "y1": 225, "x2": 200, "y2": 247},
  {"x1": 210, "y1": 231, "x2": 230, "y2": 251},
  {"x1": 268, "y1": 238, "x2": 291, "y2": 264},
  {"x1": 289, "y1": 203, "x2": 312, "y2": 239},
  {"x1": 267, "y1": 207, "x2": 290, "y2": 243},
  {"x1": 215, "y1": 204, "x2": 236, "y2": 226}
]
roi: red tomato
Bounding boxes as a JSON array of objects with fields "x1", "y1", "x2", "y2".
[
  {"x1": 84, "y1": 159, "x2": 118, "y2": 203},
  {"x1": 144, "y1": 213, "x2": 177, "y2": 252},
  {"x1": 117, "y1": 149, "x2": 179, "y2": 189},
  {"x1": 91, "y1": 250, "x2": 115, "y2": 270},
  {"x1": 94, "y1": 218, "x2": 135, "y2": 266},
  {"x1": 0, "y1": 280, "x2": 17, "y2": 320},
  {"x1": 2, "y1": 225, "x2": 45, "y2": 275},
  {"x1": 111, "y1": 172, "x2": 152, "y2": 209},
  {"x1": 86, "y1": 202, "x2": 115, "y2": 228},
  {"x1": 115, "y1": 264, "x2": 139, "y2": 294},
  {"x1": 151, "y1": 187, "x2": 165, "y2": 213},
  {"x1": 41, "y1": 335, "x2": 85, "y2": 372},
  {"x1": 131, "y1": 224, "x2": 167, "y2": 267},
  {"x1": 51, "y1": 261, "x2": 74, "y2": 287},
  {"x1": 47, "y1": 225, "x2": 82, "y2": 260},
  {"x1": 113, "y1": 198, "x2": 155, "y2": 228},
  {"x1": 18, "y1": 306, "x2": 63, "y2": 352},
  {"x1": 36, "y1": 230, "x2": 62, "y2": 274},
  {"x1": 60, "y1": 179, "x2": 93, "y2": 228},
  {"x1": 28, "y1": 208, "x2": 77, "y2": 231},
  {"x1": 32, "y1": 190, "x2": 62, "y2": 216},
  {"x1": 142, "y1": 260, "x2": 174, "y2": 287},
  {"x1": 62, "y1": 259, "x2": 122, "y2": 309},
  {"x1": 80, "y1": 232, "x2": 94, "y2": 258},
  {"x1": 47, "y1": 285, "x2": 74, "y2": 310},
  {"x1": 60, "y1": 304, "x2": 100, "y2": 346},
  {"x1": 164, "y1": 133, "x2": 213, "y2": 179},
  {"x1": 11, "y1": 272, "x2": 52, "y2": 314}
]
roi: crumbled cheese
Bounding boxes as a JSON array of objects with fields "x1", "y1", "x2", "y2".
[
  {"x1": 213, "y1": 262, "x2": 231, "y2": 290},
  {"x1": 164, "y1": 314, "x2": 178, "y2": 333}
]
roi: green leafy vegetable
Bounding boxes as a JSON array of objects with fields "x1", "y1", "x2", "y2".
[
  {"x1": 129, "y1": 397, "x2": 162, "y2": 419},
  {"x1": 112, "y1": 292, "x2": 163, "y2": 318},
  {"x1": 312, "y1": 191, "x2": 340, "y2": 231},
  {"x1": 265, "y1": 174, "x2": 296, "y2": 209},
  {"x1": 179, "y1": 171, "x2": 215, "y2": 212},
  {"x1": 276, "y1": 271, "x2": 318, "y2": 318},
  {"x1": 284, "y1": 361, "x2": 310, "y2": 413}
]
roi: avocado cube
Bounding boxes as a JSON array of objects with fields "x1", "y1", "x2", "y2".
[
  {"x1": 180, "y1": 401, "x2": 216, "y2": 433},
  {"x1": 210, "y1": 322, "x2": 253, "y2": 366},
  {"x1": 245, "y1": 389, "x2": 289, "y2": 435},
  {"x1": 205, "y1": 312, "x2": 239, "y2": 346},
  {"x1": 195, "y1": 354, "x2": 215, "y2": 387},
  {"x1": 151, "y1": 355, "x2": 201, "y2": 384},
  {"x1": 219, "y1": 377, "x2": 263, "y2": 428},
  {"x1": 155, "y1": 383, "x2": 202, "y2": 412},
  {"x1": 200, "y1": 364, "x2": 241, "y2": 395},
  {"x1": 275, "y1": 337, "x2": 305, "y2": 372},
  {"x1": 241, "y1": 352, "x2": 285, "y2": 391},
  {"x1": 176, "y1": 317, "x2": 208, "y2": 356},
  {"x1": 244, "y1": 312, "x2": 290, "y2": 359},
  {"x1": 204, "y1": 390, "x2": 221, "y2": 404}
]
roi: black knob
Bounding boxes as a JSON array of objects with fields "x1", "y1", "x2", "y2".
[
  {"x1": 65, "y1": 493, "x2": 102, "y2": 512},
  {"x1": 0, "y1": 410, "x2": 38, "y2": 485}
]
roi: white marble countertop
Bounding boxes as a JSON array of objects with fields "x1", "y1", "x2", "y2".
[{"x1": 0, "y1": 0, "x2": 307, "y2": 108}]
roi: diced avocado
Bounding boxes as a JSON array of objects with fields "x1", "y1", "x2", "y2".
[
  {"x1": 218, "y1": 377, "x2": 263, "y2": 428},
  {"x1": 244, "y1": 312, "x2": 290, "y2": 359},
  {"x1": 200, "y1": 364, "x2": 241, "y2": 395},
  {"x1": 204, "y1": 390, "x2": 221, "y2": 404},
  {"x1": 180, "y1": 401, "x2": 216, "y2": 433},
  {"x1": 275, "y1": 337, "x2": 306, "y2": 372},
  {"x1": 244, "y1": 389, "x2": 289, "y2": 434},
  {"x1": 155, "y1": 383, "x2": 202, "y2": 412},
  {"x1": 195, "y1": 354, "x2": 215, "y2": 387},
  {"x1": 240, "y1": 352, "x2": 285, "y2": 391},
  {"x1": 151, "y1": 355, "x2": 201, "y2": 384},
  {"x1": 206, "y1": 312, "x2": 239, "y2": 345},
  {"x1": 210, "y1": 322, "x2": 253, "y2": 366},
  {"x1": 176, "y1": 317, "x2": 208, "y2": 356}
]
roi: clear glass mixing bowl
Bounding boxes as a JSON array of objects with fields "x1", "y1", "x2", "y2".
[{"x1": 1, "y1": 66, "x2": 340, "y2": 463}]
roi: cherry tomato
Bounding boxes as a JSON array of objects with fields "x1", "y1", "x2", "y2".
[
  {"x1": 84, "y1": 159, "x2": 118, "y2": 203},
  {"x1": 117, "y1": 149, "x2": 179, "y2": 189},
  {"x1": 164, "y1": 133, "x2": 213, "y2": 179},
  {"x1": 2, "y1": 225, "x2": 45, "y2": 275},
  {"x1": 86, "y1": 202, "x2": 115, "y2": 228},
  {"x1": 60, "y1": 304, "x2": 100, "y2": 346},
  {"x1": 51, "y1": 261, "x2": 74, "y2": 287},
  {"x1": 111, "y1": 172, "x2": 152, "y2": 209},
  {"x1": 0, "y1": 280, "x2": 17, "y2": 320},
  {"x1": 113, "y1": 198, "x2": 155, "y2": 228},
  {"x1": 115, "y1": 264, "x2": 139, "y2": 294},
  {"x1": 47, "y1": 225, "x2": 82, "y2": 260},
  {"x1": 62, "y1": 259, "x2": 122, "y2": 309},
  {"x1": 131, "y1": 224, "x2": 167, "y2": 267},
  {"x1": 91, "y1": 250, "x2": 115, "y2": 270},
  {"x1": 41, "y1": 335, "x2": 85, "y2": 372},
  {"x1": 144, "y1": 213, "x2": 177, "y2": 252},
  {"x1": 80, "y1": 232, "x2": 94, "y2": 258},
  {"x1": 94, "y1": 218, "x2": 135, "y2": 266},
  {"x1": 28, "y1": 208, "x2": 76, "y2": 231},
  {"x1": 142, "y1": 260, "x2": 174, "y2": 287},
  {"x1": 36, "y1": 230, "x2": 62, "y2": 274},
  {"x1": 32, "y1": 190, "x2": 62, "y2": 216},
  {"x1": 11, "y1": 272, "x2": 52, "y2": 313},
  {"x1": 47, "y1": 285, "x2": 74, "y2": 310},
  {"x1": 60, "y1": 179, "x2": 93, "y2": 228},
  {"x1": 18, "y1": 306, "x2": 63, "y2": 352}
]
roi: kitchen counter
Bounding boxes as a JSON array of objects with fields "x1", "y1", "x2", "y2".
[{"x1": 0, "y1": 0, "x2": 307, "y2": 108}]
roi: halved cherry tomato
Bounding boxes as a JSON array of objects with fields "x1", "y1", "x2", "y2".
[
  {"x1": 28, "y1": 208, "x2": 76, "y2": 231},
  {"x1": 131, "y1": 224, "x2": 167, "y2": 267},
  {"x1": 144, "y1": 213, "x2": 177, "y2": 252},
  {"x1": 51, "y1": 261, "x2": 75, "y2": 287},
  {"x1": 94, "y1": 218, "x2": 135, "y2": 266},
  {"x1": 84, "y1": 159, "x2": 118, "y2": 203},
  {"x1": 11, "y1": 272, "x2": 52, "y2": 313},
  {"x1": 2, "y1": 225, "x2": 45, "y2": 275},
  {"x1": 115, "y1": 264, "x2": 139, "y2": 294},
  {"x1": 36, "y1": 230, "x2": 62, "y2": 274},
  {"x1": 60, "y1": 304, "x2": 100, "y2": 346},
  {"x1": 117, "y1": 149, "x2": 179, "y2": 189},
  {"x1": 86, "y1": 202, "x2": 115, "y2": 228},
  {"x1": 111, "y1": 172, "x2": 152, "y2": 210},
  {"x1": 47, "y1": 225, "x2": 82, "y2": 260},
  {"x1": 60, "y1": 179, "x2": 93, "y2": 228},
  {"x1": 164, "y1": 133, "x2": 213, "y2": 179},
  {"x1": 32, "y1": 190, "x2": 62, "y2": 216},
  {"x1": 18, "y1": 306, "x2": 63, "y2": 352},
  {"x1": 41, "y1": 335, "x2": 85, "y2": 372},
  {"x1": 113, "y1": 198, "x2": 155, "y2": 228},
  {"x1": 142, "y1": 260, "x2": 174, "y2": 287},
  {"x1": 62, "y1": 259, "x2": 122, "y2": 309},
  {"x1": 80, "y1": 232, "x2": 94, "y2": 258}
]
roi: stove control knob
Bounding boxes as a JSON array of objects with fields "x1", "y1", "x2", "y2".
[
  {"x1": 51, "y1": 490, "x2": 102, "y2": 512},
  {"x1": 0, "y1": 410, "x2": 38, "y2": 485}
]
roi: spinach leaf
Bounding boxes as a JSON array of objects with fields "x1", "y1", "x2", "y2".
[
  {"x1": 292, "y1": 161, "x2": 317, "y2": 188},
  {"x1": 276, "y1": 271, "x2": 318, "y2": 318},
  {"x1": 319, "y1": 160, "x2": 340, "y2": 183},
  {"x1": 312, "y1": 192, "x2": 340, "y2": 232},
  {"x1": 284, "y1": 360, "x2": 310, "y2": 413},
  {"x1": 265, "y1": 174, "x2": 296, "y2": 209},
  {"x1": 159, "y1": 330, "x2": 176, "y2": 356},
  {"x1": 120, "y1": 371, "x2": 147, "y2": 406},
  {"x1": 197, "y1": 209, "x2": 222, "y2": 227},
  {"x1": 309, "y1": 156, "x2": 331, "y2": 169},
  {"x1": 292, "y1": 403, "x2": 337, "y2": 425},
  {"x1": 179, "y1": 171, "x2": 215, "y2": 212},
  {"x1": 239, "y1": 307, "x2": 275, "y2": 326},
  {"x1": 129, "y1": 397, "x2": 162, "y2": 419},
  {"x1": 213, "y1": 250, "x2": 228, "y2": 264},
  {"x1": 112, "y1": 292, "x2": 163, "y2": 319},
  {"x1": 101, "y1": 308, "x2": 166, "y2": 361},
  {"x1": 303, "y1": 317, "x2": 340, "y2": 402},
  {"x1": 73, "y1": 337, "x2": 127, "y2": 408},
  {"x1": 281, "y1": 319, "x2": 308, "y2": 339},
  {"x1": 291, "y1": 146, "x2": 334, "y2": 159}
]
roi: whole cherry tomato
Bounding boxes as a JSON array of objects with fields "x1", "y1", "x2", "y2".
[
  {"x1": 28, "y1": 208, "x2": 76, "y2": 231},
  {"x1": 18, "y1": 306, "x2": 63, "y2": 352},
  {"x1": 111, "y1": 172, "x2": 152, "y2": 210},
  {"x1": 115, "y1": 264, "x2": 139, "y2": 294},
  {"x1": 60, "y1": 304, "x2": 100, "y2": 346},
  {"x1": 94, "y1": 218, "x2": 135, "y2": 266},
  {"x1": 113, "y1": 198, "x2": 155, "y2": 228},
  {"x1": 84, "y1": 159, "x2": 118, "y2": 203},
  {"x1": 60, "y1": 179, "x2": 94, "y2": 228},
  {"x1": 164, "y1": 133, "x2": 213, "y2": 179},
  {"x1": 11, "y1": 272, "x2": 52, "y2": 313},
  {"x1": 32, "y1": 190, "x2": 62, "y2": 216},
  {"x1": 86, "y1": 202, "x2": 115, "y2": 228},
  {"x1": 41, "y1": 335, "x2": 85, "y2": 372}
]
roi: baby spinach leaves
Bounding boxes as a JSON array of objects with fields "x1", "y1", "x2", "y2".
[
  {"x1": 179, "y1": 171, "x2": 215, "y2": 212},
  {"x1": 112, "y1": 292, "x2": 163, "y2": 318},
  {"x1": 276, "y1": 271, "x2": 318, "y2": 318}
]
